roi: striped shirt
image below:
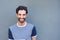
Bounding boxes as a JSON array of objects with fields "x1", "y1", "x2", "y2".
[{"x1": 8, "y1": 22, "x2": 37, "y2": 40}]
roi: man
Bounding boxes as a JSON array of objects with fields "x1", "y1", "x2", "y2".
[{"x1": 8, "y1": 6, "x2": 37, "y2": 40}]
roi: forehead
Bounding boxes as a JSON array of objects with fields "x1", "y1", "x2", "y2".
[{"x1": 18, "y1": 10, "x2": 26, "y2": 14}]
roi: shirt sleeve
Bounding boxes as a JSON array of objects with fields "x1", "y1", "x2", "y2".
[
  {"x1": 31, "y1": 26, "x2": 37, "y2": 37},
  {"x1": 8, "y1": 28, "x2": 14, "y2": 40}
]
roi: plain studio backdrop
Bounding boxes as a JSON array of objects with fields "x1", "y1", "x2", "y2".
[{"x1": 0, "y1": 0, "x2": 60, "y2": 40}]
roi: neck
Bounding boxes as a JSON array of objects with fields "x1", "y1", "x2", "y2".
[{"x1": 17, "y1": 21, "x2": 25, "y2": 26}]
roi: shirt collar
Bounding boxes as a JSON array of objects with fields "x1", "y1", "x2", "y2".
[{"x1": 17, "y1": 22, "x2": 27, "y2": 27}]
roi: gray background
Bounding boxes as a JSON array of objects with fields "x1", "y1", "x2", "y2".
[{"x1": 0, "y1": 0, "x2": 60, "y2": 40}]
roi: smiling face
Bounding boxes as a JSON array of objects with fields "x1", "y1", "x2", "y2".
[{"x1": 16, "y1": 10, "x2": 27, "y2": 23}]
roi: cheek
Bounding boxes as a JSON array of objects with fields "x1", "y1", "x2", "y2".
[
  {"x1": 23, "y1": 16, "x2": 27, "y2": 18},
  {"x1": 18, "y1": 16, "x2": 20, "y2": 17},
  {"x1": 17, "y1": 16, "x2": 20, "y2": 18},
  {"x1": 17, "y1": 16, "x2": 27, "y2": 18}
]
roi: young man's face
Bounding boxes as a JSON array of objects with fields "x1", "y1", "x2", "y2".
[{"x1": 16, "y1": 10, "x2": 27, "y2": 23}]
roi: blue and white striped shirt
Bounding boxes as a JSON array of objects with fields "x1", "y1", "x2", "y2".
[{"x1": 8, "y1": 22, "x2": 37, "y2": 40}]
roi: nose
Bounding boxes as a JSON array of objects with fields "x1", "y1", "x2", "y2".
[{"x1": 20, "y1": 15, "x2": 24, "y2": 18}]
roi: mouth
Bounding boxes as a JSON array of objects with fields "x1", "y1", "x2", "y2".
[
  {"x1": 18, "y1": 18, "x2": 25, "y2": 22},
  {"x1": 20, "y1": 18, "x2": 24, "y2": 21}
]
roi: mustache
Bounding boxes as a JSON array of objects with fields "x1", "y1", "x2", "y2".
[
  {"x1": 18, "y1": 18, "x2": 25, "y2": 19},
  {"x1": 18, "y1": 18, "x2": 26, "y2": 20}
]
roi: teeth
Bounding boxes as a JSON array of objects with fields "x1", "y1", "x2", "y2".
[{"x1": 20, "y1": 19, "x2": 24, "y2": 21}]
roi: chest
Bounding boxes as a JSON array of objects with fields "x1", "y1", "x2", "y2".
[{"x1": 11, "y1": 26, "x2": 32, "y2": 39}]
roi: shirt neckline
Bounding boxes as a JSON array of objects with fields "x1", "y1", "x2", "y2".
[{"x1": 17, "y1": 22, "x2": 27, "y2": 28}]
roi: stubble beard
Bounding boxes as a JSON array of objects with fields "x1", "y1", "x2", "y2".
[{"x1": 18, "y1": 18, "x2": 26, "y2": 23}]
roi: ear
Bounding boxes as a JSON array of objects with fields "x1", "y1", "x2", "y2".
[
  {"x1": 16, "y1": 13, "x2": 18, "y2": 17},
  {"x1": 26, "y1": 14, "x2": 28, "y2": 18}
]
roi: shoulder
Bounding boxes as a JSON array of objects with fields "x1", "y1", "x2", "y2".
[
  {"x1": 27, "y1": 22, "x2": 35, "y2": 28},
  {"x1": 8, "y1": 24, "x2": 16, "y2": 30}
]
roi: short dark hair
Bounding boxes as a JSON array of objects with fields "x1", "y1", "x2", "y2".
[{"x1": 16, "y1": 6, "x2": 28, "y2": 14}]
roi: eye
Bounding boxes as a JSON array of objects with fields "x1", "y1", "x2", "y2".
[
  {"x1": 23, "y1": 14, "x2": 26, "y2": 16},
  {"x1": 19, "y1": 14, "x2": 21, "y2": 16}
]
